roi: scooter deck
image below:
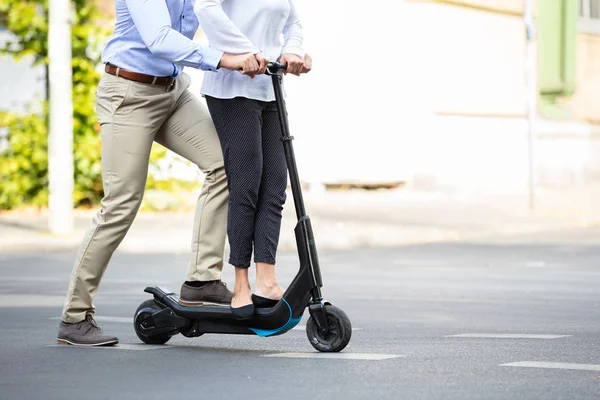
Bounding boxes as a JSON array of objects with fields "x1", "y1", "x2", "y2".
[{"x1": 144, "y1": 286, "x2": 303, "y2": 337}]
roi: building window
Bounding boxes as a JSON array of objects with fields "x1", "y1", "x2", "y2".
[{"x1": 579, "y1": 0, "x2": 600, "y2": 34}]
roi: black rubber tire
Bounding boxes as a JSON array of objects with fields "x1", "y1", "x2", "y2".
[
  {"x1": 134, "y1": 299, "x2": 172, "y2": 345},
  {"x1": 306, "y1": 304, "x2": 352, "y2": 352}
]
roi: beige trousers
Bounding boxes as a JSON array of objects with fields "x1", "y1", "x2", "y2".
[{"x1": 62, "y1": 72, "x2": 228, "y2": 323}]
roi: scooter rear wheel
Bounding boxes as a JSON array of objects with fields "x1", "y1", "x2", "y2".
[
  {"x1": 134, "y1": 299, "x2": 172, "y2": 345},
  {"x1": 306, "y1": 304, "x2": 352, "y2": 352}
]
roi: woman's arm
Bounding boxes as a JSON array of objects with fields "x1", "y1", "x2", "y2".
[
  {"x1": 195, "y1": 0, "x2": 260, "y2": 55},
  {"x1": 279, "y1": 0, "x2": 307, "y2": 75},
  {"x1": 282, "y1": 0, "x2": 305, "y2": 59}
]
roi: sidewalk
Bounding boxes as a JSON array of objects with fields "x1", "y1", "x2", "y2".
[{"x1": 1, "y1": 189, "x2": 599, "y2": 254}]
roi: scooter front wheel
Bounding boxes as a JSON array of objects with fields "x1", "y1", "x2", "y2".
[
  {"x1": 306, "y1": 304, "x2": 352, "y2": 352},
  {"x1": 134, "y1": 299, "x2": 172, "y2": 345}
]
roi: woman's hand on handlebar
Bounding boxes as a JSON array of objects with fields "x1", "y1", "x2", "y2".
[
  {"x1": 301, "y1": 54, "x2": 312, "y2": 74},
  {"x1": 279, "y1": 53, "x2": 305, "y2": 76},
  {"x1": 255, "y1": 54, "x2": 269, "y2": 77}
]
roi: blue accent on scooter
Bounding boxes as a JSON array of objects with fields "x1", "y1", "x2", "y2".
[{"x1": 249, "y1": 298, "x2": 302, "y2": 337}]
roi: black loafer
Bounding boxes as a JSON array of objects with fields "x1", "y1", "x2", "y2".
[
  {"x1": 231, "y1": 303, "x2": 255, "y2": 320},
  {"x1": 252, "y1": 294, "x2": 279, "y2": 308}
]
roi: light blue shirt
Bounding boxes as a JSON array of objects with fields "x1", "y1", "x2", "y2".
[{"x1": 102, "y1": 0, "x2": 224, "y2": 77}]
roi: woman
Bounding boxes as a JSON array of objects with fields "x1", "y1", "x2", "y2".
[{"x1": 196, "y1": 0, "x2": 312, "y2": 318}]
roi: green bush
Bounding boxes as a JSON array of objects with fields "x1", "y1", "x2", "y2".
[
  {"x1": 0, "y1": 110, "x2": 49, "y2": 209},
  {"x1": 0, "y1": 0, "x2": 189, "y2": 211},
  {"x1": 0, "y1": 0, "x2": 107, "y2": 210}
]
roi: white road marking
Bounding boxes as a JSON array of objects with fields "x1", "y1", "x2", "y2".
[
  {"x1": 262, "y1": 352, "x2": 403, "y2": 361},
  {"x1": 524, "y1": 261, "x2": 546, "y2": 268},
  {"x1": 47, "y1": 343, "x2": 172, "y2": 351},
  {"x1": 446, "y1": 333, "x2": 571, "y2": 339},
  {"x1": 500, "y1": 361, "x2": 600, "y2": 372}
]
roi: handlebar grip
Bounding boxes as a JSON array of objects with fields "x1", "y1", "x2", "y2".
[{"x1": 266, "y1": 62, "x2": 288, "y2": 74}]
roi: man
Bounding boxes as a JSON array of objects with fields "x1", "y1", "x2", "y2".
[{"x1": 57, "y1": 0, "x2": 266, "y2": 346}]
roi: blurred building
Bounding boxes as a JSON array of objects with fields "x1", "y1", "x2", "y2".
[
  {"x1": 385, "y1": 0, "x2": 600, "y2": 199},
  {"x1": 272, "y1": 0, "x2": 600, "y2": 200}
]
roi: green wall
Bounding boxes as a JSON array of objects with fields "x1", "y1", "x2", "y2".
[{"x1": 537, "y1": 0, "x2": 578, "y2": 96}]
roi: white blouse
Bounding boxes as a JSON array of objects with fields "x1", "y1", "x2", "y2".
[{"x1": 195, "y1": 0, "x2": 304, "y2": 102}]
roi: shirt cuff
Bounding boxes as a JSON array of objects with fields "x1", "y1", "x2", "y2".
[
  {"x1": 282, "y1": 47, "x2": 305, "y2": 59},
  {"x1": 202, "y1": 48, "x2": 224, "y2": 72}
]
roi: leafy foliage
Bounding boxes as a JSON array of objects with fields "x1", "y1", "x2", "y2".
[{"x1": 0, "y1": 1, "x2": 181, "y2": 210}]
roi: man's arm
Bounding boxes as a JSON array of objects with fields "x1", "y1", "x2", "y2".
[{"x1": 126, "y1": 0, "x2": 249, "y2": 72}]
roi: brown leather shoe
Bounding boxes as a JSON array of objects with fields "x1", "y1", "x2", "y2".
[
  {"x1": 179, "y1": 281, "x2": 233, "y2": 307},
  {"x1": 57, "y1": 315, "x2": 118, "y2": 346}
]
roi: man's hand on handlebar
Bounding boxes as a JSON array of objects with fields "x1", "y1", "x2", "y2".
[
  {"x1": 218, "y1": 53, "x2": 269, "y2": 79},
  {"x1": 218, "y1": 53, "x2": 258, "y2": 76}
]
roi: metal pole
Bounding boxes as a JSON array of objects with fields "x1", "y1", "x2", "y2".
[
  {"x1": 271, "y1": 74, "x2": 307, "y2": 220},
  {"x1": 524, "y1": 0, "x2": 537, "y2": 212},
  {"x1": 47, "y1": 0, "x2": 74, "y2": 234}
]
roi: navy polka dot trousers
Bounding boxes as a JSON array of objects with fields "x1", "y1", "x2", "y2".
[{"x1": 206, "y1": 96, "x2": 287, "y2": 269}]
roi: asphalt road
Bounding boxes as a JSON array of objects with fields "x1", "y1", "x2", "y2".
[{"x1": 1, "y1": 227, "x2": 599, "y2": 400}]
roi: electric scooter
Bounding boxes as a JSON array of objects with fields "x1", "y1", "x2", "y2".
[{"x1": 133, "y1": 62, "x2": 352, "y2": 352}]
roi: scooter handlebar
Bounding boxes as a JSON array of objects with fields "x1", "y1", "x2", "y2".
[{"x1": 266, "y1": 62, "x2": 288, "y2": 75}]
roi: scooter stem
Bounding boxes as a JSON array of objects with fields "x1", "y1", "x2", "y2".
[{"x1": 270, "y1": 71, "x2": 307, "y2": 220}]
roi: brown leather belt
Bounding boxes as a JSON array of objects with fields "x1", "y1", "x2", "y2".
[{"x1": 104, "y1": 64, "x2": 175, "y2": 87}]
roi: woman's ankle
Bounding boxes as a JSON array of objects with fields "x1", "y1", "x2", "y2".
[
  {"x1": 256, "y1": 278, "x2": 279, "y2": 289},
  {"x1": 232, "y1": 286, "x2": 252, "y2": 308},
  {"x1": 232, "y1": 267, "x2": 252, "y2": 307},
  {"x1": 255, "y1": 262, "x2": 276, "y2": 284},
  {"x1": 233, "y1": 267, "x2": 250, "y2": 291},
  {"x1": 234, "y1": 281, "x2": 251, "y2": 294},
  {"x1": 254, "y1": 280, "x2": 285, "y2": 300}
]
